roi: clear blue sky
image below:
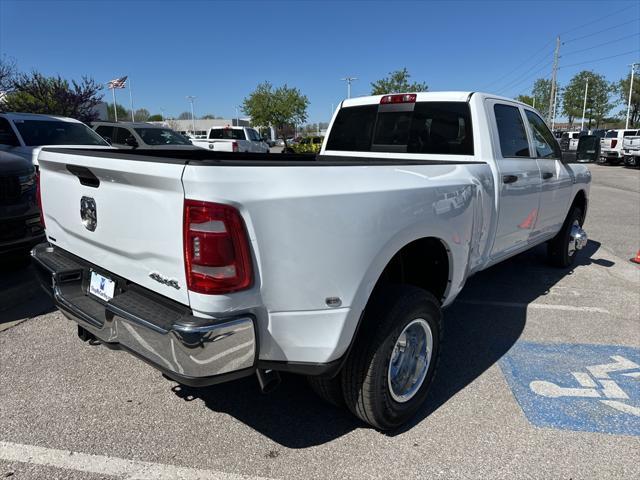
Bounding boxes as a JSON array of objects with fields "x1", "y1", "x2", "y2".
[{"x1": 1, "y1": 0, "x2": 639, "y2": 122}]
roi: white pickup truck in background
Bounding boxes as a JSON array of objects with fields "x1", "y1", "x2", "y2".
[
  {"x1": 32, "y1": 91, "x2": 592, "y2": 429},
  {"x1": 190, "y1": 126, "x2": 269, "y2": 152},
  {"x1": 622, "y1": 134, "x2": 640, "y2": 167},
  {"x1": 599, "y1": 128, "x2": 639, "y2": 165},
  {"x1": 0, "y1": 112, "x2": 111, "y2": 165}
]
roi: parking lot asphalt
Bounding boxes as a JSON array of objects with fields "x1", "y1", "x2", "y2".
[{"x1": 0, "y1": 164, "x2": 639, "y2": 480}]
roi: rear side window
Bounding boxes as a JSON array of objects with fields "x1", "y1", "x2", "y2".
[
  {"x1": 209, "y1": 128, "x2": 246, "y2": 140},
  {"x1": 494, "y1": 104, "x2": 530, "y2": 157},
  {"x1": 325, "y1": 102, "x2": 473, "y2": 155}
]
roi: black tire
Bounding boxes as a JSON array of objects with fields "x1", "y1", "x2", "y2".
[
  {"x1": 547, "y1": 207, "x2": 583, "y2": 268},
  {"x1": 341, "y1": 285, "x2": 442, "y2": 430},
  {"x1": 307, "y1": 375, "x2": 344, "y2": 407}
]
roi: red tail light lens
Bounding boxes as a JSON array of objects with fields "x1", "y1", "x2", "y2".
[
  {"x1": 232, "y1": 141, "x2": 239, "y2": 153},
  {"x1": 183, "y1": 200, "x2": 252, "y2": 294},
  {"x1": 611, "y1": 139, "x2": 617, "y2": 148},
  {"x1": 36, "y1": 170, "x2": 45, "y2": 228},
  {"x1": 380, "y1": 93, "x2": 417, "y2": 104}
]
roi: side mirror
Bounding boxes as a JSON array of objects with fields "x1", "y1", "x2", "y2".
[{"x1": 125, "y1": 136, "x2": 139, "y2": 148}]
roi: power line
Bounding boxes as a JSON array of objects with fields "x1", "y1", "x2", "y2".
[
  {"x1": 559, "y1": 50, "x2": 640, "y2": 70},
  {"x1": 478, "y1": 40, "x2": 553, "y2": 91},
  {"x1": 559, "y1": 4, "x2": 639, "y2": 36},
  {"x1": 497, "y1": 59, "x2": 554, "y2": 95},
  {"x1": 563, "y1": 19, "x2": 640, "y2": 44},
  {"x1": 498, "y1": 61, "x2": 554, "y2": 96},
  {"x1": 562, "y1": 32, "x2": 640, "y2": 57}
]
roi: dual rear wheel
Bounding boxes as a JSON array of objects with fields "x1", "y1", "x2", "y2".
[{"x1": 308, "y1": 285, "x2": 442, "y2": 430}]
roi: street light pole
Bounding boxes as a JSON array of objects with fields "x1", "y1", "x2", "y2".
[
  {"x1": 186, "y1": 96, "x2": 196, "y2": 134},
  {"x1": 580, "y1": 78, "x2": 589, "y2": 132},
  {"x1": 625, "y1": 63, "x2": 638, "y2": 129},
  {"x1": 235, "y1": 106, "x2": 240, "y2": 126},
  {"x1": 341, "y1": 76, "x2": 358, "y2": 99}
]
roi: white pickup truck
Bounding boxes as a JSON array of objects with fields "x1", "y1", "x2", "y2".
[
  {"x1": 32, "y1": 92, "x2": 592, "y2": 430},
  {"x1": 190, "y1": 126, "x2": 269, "y2": 153},
  {"x1": 622, "y1": 134, "x2": 640, "y2": 167},
  {"x1": 599, "y1": 128, "x2": 639, "y2": 165}
]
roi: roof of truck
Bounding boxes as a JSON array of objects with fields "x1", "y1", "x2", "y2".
[
  {"x1": 0, "y1": 112, "x2": 83, "y2": 123},
  {"x1": 341, "y1": 91, "x2": 531, "y2": 108}
]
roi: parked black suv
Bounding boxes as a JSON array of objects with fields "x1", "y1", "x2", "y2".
[{"x1": 0, "y1": 151, "x2": 44, "y2": 256}]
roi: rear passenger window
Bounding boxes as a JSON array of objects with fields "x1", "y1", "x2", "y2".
[
  {"x1": 524, "y1": 110, "x2": 561, "y2": 159},
  {"x1": 494, "y1": 104, "x2": 530, "y2": 157},
  {"x1": 113, "y1": 127, "x2": 132, "y2": 144}
]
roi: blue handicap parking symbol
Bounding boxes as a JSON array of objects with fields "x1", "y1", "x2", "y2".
[{"x1": 499, "y1": 341, "x2": 640, "y2": 436}]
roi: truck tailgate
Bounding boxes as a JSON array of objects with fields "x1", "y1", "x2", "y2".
[{"x1": 38, "y1": 149, "x2": 189, "y2": 305}]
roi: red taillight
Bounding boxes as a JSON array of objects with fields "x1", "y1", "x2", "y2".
[
  {"x1": 232, "y1": 141, "x2": 239, "y2": 153},
  {"x1": 183, "y1": 200, "x2": 252, "y2": 294},
  {"x1": 36, "y1": 170, "x2": 45, "y2": 228},
  {"x1": 611, "y1": 139, "x2": 617, "y2": 148},
  {"x1": 380, "y1": 93, "x2": 417, "y2": 104}
]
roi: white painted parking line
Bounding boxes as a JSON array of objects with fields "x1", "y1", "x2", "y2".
[
  {"x1": 456, "y1": 299, "x2": 609, "y2": 314},
  {"x1": 0, "y1": 441, "x2": 270, "y2": 480}
]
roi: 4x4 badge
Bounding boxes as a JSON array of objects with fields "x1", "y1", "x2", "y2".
[{"x1": 80, "y1": 196, "x2": 97, "y2": 231}]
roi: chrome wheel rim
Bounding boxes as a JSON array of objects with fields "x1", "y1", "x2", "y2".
[{"x1": 387, "y1": 318, "x2": 433, "y2": 403}]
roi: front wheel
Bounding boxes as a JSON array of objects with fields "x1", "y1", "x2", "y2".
[{"x1": 341, "y1": 285, "x2": 442, "y2": 430}]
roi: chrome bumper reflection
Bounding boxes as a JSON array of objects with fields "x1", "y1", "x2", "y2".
[{"x1": 31, "y1": 243, "x2": 256, "y2": 381}]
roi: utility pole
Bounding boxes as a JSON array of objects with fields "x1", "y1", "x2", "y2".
[
  {"x1": 626, "y1": 63, "x2": 638, "y2": 129},
  {"x1": 548, "y1": 36, "x2": 561, "y2": 125},
  {"x1": 580, "y1": 78, "x2": 589, "y2": 131},
  {"x1": 186, "y1": 96, "x2": 196, "y2": 134},
  {"x1": 341, "y1": 76, "x2": 358, "y2": 99},
  {"x1": 160, "y1": 108, "x2": 165, "y2": 121}
]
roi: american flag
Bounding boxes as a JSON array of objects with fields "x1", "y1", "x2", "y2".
[{"x1": 107, "y1": 76, "x2": 128, "y2": 89}]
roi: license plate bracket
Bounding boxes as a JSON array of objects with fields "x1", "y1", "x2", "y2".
[{"x1": 88, "y1": 270, "x2": 116, "y2": 301}]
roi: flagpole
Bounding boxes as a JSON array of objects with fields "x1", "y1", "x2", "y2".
[
  {"x1": 111, "y1": 87, "x2": 118, "y2": 122},
  {"x1": 129, "y1": 78, "x2": 135, "y2": 122}
]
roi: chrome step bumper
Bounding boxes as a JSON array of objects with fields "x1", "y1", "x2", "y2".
[{"x1": 31, "y1": 243, "x2": 257, "y2": 386}]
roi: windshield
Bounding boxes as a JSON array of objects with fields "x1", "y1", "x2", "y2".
[
  {"x1": 134, "y1": 128, "x2": 191, "y2": 145},
  {"x1": 605, "y1": 130, "x2": 618, "y2": 138},
  {"x1": 13, "y1": 120, "x2": 109, "y2": 147}
]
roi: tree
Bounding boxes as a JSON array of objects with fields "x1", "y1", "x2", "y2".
[
  {"x1": 370, "y1": 68, "x2": 428, "y2": 95},
  {"x1": 134, "y1": 108, "x2": 150, "y2": 121},
  {"x1": 147, "y1": 114, "x2": 163, "y2": 121},
  {"x1": 515, "y1": 94, "x2": 534, "y2": 106},
  {"x1": 201, "y1": 113, "x2": 216, "y2": 119},
  {"x1": 615, "y1": 71, "x2": 640, "y2": 128},
  {"x1": 0, "y1": 55, "x2": 17, "y2": 92},
  {"x1": 242, "y1": 82, "x2": 309, "y2": 147},
  {"x1": 531, "y1": 78, "x2": 552, "y2": 119},
  {"x1": 562, "y1": 71, "x2": 612, "y2": 129},
  {"x1": 2, "y1": 72, "x2": 103, "y2": 123},
  {"x1": 107, "y1": 103, "x2": 130, "y2": 122},
  {"x1": 178, "y1": 111, "x2": 192, "y2": 120}
]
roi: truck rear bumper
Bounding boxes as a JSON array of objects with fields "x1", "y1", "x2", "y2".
[{"x1": 31, "y1": 243, "x2": 257, "y2": 387}]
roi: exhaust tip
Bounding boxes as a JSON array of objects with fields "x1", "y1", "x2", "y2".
[{"x1": 256, "y1": 369, "x2": 281, "y2": 394}]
